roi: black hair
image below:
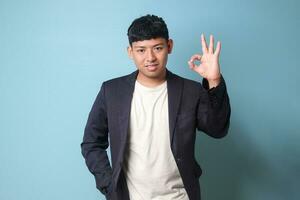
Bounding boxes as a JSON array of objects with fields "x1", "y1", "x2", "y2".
[{"x1": 127, "y1": 14, "x2": 169, "y2": 46}]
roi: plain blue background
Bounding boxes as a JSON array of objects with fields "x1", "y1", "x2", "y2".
[{"x1": 1, "y1": 0, "x2": 299, "y2": 199}]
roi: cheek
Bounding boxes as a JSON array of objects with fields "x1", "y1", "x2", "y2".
[
  {"x1": 132, "y1": 54, "x2": 141, "y2": 61},
  {"x1": 159, "y1": 53, "x2": 168, "y2": 63},
  {"x1": 133, "y1": 56, "x2": 145, "y2": 67}
]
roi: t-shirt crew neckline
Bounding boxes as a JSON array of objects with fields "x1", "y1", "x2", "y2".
[{"x1": 135, "y1": 80, "x2": 167, "y2": 92}]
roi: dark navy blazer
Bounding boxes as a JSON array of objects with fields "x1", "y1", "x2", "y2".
[{"x1": 81, "y1": 69, "x2": 231, "y2": 200}]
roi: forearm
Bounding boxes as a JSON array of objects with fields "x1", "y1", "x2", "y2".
[
  {"x1": 81, "y1": 127, "x2": 112, "y2": 174},
  {"x1": 197, "y1": 75, "x2": 231, "y2": 138},
  {"x1": 205, "y1": 91, "x2": 230, "y2": 138},
  {"x1": 81, "y1": 136, "x2": 112, "y2": 193}
]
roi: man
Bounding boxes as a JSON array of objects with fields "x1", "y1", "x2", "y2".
[{"x1": 81, "y1": 14, "x2": 230, "y2": 200}]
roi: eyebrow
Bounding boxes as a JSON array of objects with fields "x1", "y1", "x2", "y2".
[{"x1": 133, "y1": 43, "x2": 165, "y2": 48}]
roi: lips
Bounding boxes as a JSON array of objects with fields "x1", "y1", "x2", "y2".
[
  {"x1": 145, "y1": 64, "x2": 159, "y2": 67},
  {"x1": 145, "y1": 64, "x2": 159, "y2": 72}
]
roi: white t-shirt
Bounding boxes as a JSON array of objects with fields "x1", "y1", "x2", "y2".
[{"x1": 122, "y1": 80, "x2": 189, "y2": 200}]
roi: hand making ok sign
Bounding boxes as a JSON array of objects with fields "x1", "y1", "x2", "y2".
[{"x1": 188, "y1": 34, "x2": 222, "y2": 88}]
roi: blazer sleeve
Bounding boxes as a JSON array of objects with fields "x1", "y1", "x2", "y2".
[
  {"x1": 196, "y1": 75, "x2": 231, "y2": 138},
  {"x1": 81, "y1": 82, "x2": 113, "y2": 196}
]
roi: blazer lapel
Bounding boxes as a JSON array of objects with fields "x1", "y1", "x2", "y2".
[
  {"x1": 120, "y1": 71, "x2": 139, "y2": 142},
  {"x1": 166, "y1": 69, "x2": 183, "y2": 146}
]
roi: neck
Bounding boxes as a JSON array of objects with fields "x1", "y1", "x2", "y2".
[{"x1": 137, "y1": 69, "x2": 167, "y2": 87}]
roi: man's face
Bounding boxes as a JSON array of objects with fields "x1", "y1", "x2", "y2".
[{"x1": 127, "y1": 37, "x2": 173, "y2": 81}]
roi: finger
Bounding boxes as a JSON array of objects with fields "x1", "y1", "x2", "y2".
[
  {"x1": 188, "y1": 54, "x2": 202, "y2": 68},
  {"x1": 188, "y1": 60, "x2": 202, "y2": 73},
  {"x1": 209, "y1": 35, "x2": 214, "y2": 54},
  {"x1": 188, "y1": 60, "x2": 196, "y2": 69},
  {"x1": 189, "y1": 61, "x2": 205, "y2": 74},
  {"x1": 214, "y1": 41, "x2": 221, "y2": 56},
  {"x1": 201, "y1": 34, "x2": 208, "y2": 54},
  {"x1": 189, "y1": 54, "x2": 202, "y2": 62}
]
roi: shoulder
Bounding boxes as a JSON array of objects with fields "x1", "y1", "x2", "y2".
[
  {"x1": 169, "y1": 71, "x2": 202, "y2": 89},
  {"x1": 167, "y1": 71, "x2": 206, "y2": 99},
  {"x1": 101, "y1": 71, "x2": 137, "y2": 89}
]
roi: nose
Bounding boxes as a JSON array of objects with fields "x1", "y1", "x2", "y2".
[{"x1": 146, "y1": 50, "x2": 156, "y2": 62}]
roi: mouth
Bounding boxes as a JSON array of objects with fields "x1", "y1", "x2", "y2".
[{"x1": 145, "y1": 64, "x2": 159, "y2": 71}]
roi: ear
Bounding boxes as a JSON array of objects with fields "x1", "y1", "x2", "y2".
[
  {"x1": 127, "y1": 46, "x2": 133, "y2": 59},
  {"x1": 167, "y1": 39, "x2": 173, "y2": 54}
]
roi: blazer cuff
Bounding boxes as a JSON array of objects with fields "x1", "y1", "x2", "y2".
[
  {"x1": 203, "y1": 75, "x2": 226, "y2": 94},
  {"x1": 94, "y1": 170, "x2": 113, "y2": 195},
  {"x1": 202, "y1": 75, "x2": 227, "y2": 108}
]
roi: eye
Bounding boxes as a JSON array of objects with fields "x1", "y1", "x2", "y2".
[
  {"x1": 154, "y1": 46, "x2": 163, "y2": 52},
  {"x1": 136, "y1": 49, "x2": 145, "y2": 53}
]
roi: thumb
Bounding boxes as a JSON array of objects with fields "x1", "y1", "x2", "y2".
[{"x1": 188, "y1": 54, "x2": 202, "y2": 69}]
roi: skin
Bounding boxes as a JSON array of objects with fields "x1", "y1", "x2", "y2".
[
  {"x1": 127, "y1": 37, "x2": 173, "y2": 87},
  {"x1": 188, "y1": 34, "x2": 221, "y2": 88},
  {"x1": 128, "y1": 34, "x2": 221, "y2": 89}
]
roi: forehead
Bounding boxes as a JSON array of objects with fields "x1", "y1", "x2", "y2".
[{"x1": 131, "y1": 38, "x2": 168, "y2": 48}]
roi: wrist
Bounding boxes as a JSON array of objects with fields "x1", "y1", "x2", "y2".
[{"x1": 207, "y1": 77, "x2": 221, "y2": 89}]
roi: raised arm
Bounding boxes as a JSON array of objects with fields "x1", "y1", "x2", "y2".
[{"x1": 188, "y1": 34, "x2": 231, "y2": 138}]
